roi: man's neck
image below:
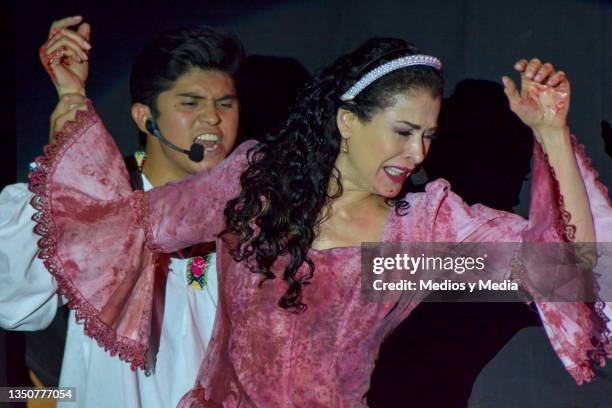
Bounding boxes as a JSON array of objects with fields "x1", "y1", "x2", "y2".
[{"x1": 142, "y1": 148, "x2": 189, "y2": 188}]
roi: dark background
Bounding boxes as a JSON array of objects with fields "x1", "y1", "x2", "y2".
[
  {"x1": 6, "y1": 0, "x2": 612, "y2": 195},
  {"x1": 1, "y1": 0, "x2": 611, "y2": 406}
]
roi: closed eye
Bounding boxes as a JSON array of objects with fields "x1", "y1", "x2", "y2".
[{"x1": 217, "y1": 101, "x2": 234, "y2": 109}]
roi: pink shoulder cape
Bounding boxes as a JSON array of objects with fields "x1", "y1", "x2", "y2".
[{"x1": 28, "y1": 103, "x2": 612, "y2": 389}]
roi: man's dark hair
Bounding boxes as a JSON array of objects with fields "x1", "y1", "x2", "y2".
[{"x1": 130, "y1": 25, "x2": 244, "y2": 147}]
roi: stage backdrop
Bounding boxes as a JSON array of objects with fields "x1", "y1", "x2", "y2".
[{"x1": 12, "y1": 0, "x2": 612, "y2": 216}]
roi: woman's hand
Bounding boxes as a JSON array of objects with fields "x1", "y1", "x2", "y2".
[
  {"x1": 504, "y1": 59, "x2": 594, "y2": 244},
  {"x1": 48, "y1": 93, "x2": 89, "y2": 144},
  {"x1": 39, "y1": 16, "x2": 91, "y2": 97},
  {"x1": 502, "y1": 58, "x2": 570, "y2": 138}
]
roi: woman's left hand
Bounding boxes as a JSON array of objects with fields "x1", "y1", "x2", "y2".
[
  {"x1": 39, "y1": 16, "x2": 91, "y2": 97},
  {"x1": 502, "y1": 58, "x2": 570, "y2": 133}
]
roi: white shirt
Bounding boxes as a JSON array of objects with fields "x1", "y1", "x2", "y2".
[{"x1": 0, "y1": 179, "x2": 218, "y2": 408}]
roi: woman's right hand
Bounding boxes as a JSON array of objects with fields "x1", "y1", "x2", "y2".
[{"x1": 39, "y1": 16, "x2": 91, "y2": 97}]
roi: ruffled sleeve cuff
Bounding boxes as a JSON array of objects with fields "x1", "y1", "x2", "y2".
[
  {"x1": 572, "y1": 137, "x2": 612, "y2": 358},
  {"x1": 519, "y1": 136, "x2": 612, "y2": 384},
  {"x1": 28, "y1": 102, "x2": 159, "y2": 371}
]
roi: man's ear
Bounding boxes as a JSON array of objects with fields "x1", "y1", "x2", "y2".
[
  {"x1": 336, "y1": 108, "x2": 357, "y2": 139},
  {"x1": 131, "y1": 103, "x2": 153, "y2": 134}
]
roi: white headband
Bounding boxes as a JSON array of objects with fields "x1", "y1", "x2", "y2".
[{"x1": 340, "y1": 54, "x2": 442, "y2": 101}]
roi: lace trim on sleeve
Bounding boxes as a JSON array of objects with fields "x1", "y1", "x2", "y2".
[
  {"x1": 540, "y1": 136, "x2": 611, "y2": 369},
  {"x1": 534, "y1": 143, "x2": 576, "y2": 243},
  {"x1": 572, "y1": 136, "x2": 612, "y2": 208},
  {"x1": 27, "y1": 103, "x2": 149, "y2": 371},
  {"x1": 570, "y1": 137, "x2": 612, "y2": 358}
]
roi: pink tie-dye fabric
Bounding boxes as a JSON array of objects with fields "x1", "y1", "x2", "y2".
[{"x1": 28, "y1": 104, "x2": 611, "y2": 407}]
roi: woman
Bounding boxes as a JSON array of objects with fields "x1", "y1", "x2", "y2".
[{"x1": 31, "y1": 37, "x2": 611, "y2": 406}]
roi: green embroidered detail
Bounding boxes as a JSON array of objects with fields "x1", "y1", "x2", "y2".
[
  {"x1": 186, "y1": 254, "x2": 211, "y2": 290},
  {"x1": 134, "y1": 151, "x2": 147, "y2": 172}
]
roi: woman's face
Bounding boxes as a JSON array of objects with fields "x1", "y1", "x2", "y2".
[{"x1": 336, "y1": 89, "x2": 441, "y2": 197}]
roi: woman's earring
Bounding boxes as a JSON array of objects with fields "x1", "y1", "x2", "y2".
[{"x1": 342, "y1": 138, "x2": 349, "y2": 154}]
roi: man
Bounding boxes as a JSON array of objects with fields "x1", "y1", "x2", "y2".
[{"x1": 0, "y1": 17, "x2": 243, "y2": 407}]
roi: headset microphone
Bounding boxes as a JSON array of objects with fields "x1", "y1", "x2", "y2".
[{"x1": 145, "y1": 118, "x2": 205, "y2": 162}]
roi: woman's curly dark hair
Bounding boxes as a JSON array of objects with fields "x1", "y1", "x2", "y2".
[{"x1": 221, "y1": 38, "x2": 444, "y2": 312}]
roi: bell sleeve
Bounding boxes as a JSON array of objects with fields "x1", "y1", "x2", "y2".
[
  {"x1": 429, "y1": 137, "x2": 612, "y2": 384},
  {"x1": 28, "y1": 102, "x2": 254, "y2": 371}
]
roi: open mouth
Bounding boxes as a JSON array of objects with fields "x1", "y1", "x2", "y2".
[
  {"x1": 383, "y1": 166, "x2": 412, "y2": 183},
  {"x1": 193, "y1": 133, "x2": 222, "y2": 154}
]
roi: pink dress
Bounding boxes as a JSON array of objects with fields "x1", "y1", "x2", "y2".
[{"x1": 29, "y1": 104, "x2": 612, "y2": 407}]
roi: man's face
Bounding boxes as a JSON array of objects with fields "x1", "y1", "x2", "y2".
[{"x1": 152, "y1": 67, "x2": 239, "y2": 177}]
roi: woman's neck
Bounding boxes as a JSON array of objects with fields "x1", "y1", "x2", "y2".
[{"x1": 328, "y1": 189, "x2": 386, "y2": 221}]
